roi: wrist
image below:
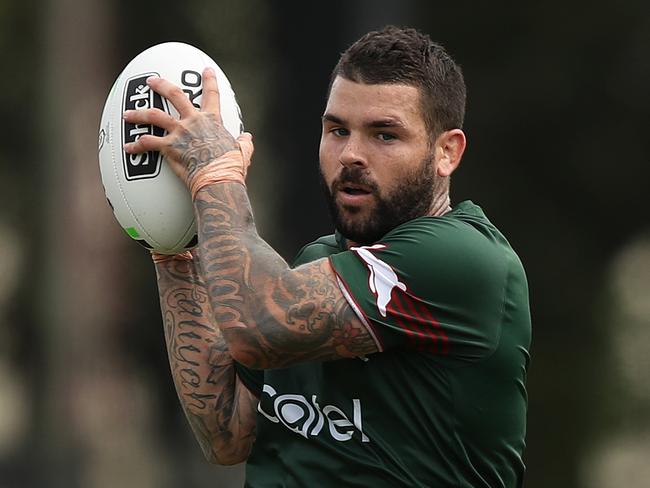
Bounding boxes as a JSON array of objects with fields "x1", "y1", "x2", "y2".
[
  {"x1": 186, "y1": 132, "x2": 253, "y2": 199},
  {"x1": 151, "y1": 250, "x2": 194, "y2": 264},
  {"x1": 188, "y1": 150, "x2": 247, "y2": 200}
]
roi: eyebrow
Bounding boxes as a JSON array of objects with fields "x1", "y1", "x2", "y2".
[{"x1": 321, "y1": 113, "x2": 406, "y2": 129}]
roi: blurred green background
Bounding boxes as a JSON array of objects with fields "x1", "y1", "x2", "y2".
[{"x1": 0, "y1": 0, "x2": 648, "y2": 487}]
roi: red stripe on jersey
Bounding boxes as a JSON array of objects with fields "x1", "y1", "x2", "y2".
[
  {"x1": 384, "y1": 291, "x2": 419, "y2": 346},
  {"x1": 386, "y1": 292, "x2": 425, "y2": 349},
  {"x1": 410, "y1": 297, "x2": 449, "y2": 355},
  {"x1": 394, "y1": 291, "x2": 441, "y2": 353}
]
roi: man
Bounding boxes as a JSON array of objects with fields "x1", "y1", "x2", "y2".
[{"x1": 124, "y1": 26, "x2": 531, "y2": 487}]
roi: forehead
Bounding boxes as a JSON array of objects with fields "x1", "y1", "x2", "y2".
[{"x1": 325, "y1": 76, "x2": 424, "y2": 127}]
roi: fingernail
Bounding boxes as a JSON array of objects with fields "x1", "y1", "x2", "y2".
[
  {"x1": 204, "y1": 67, "x2": 215, "y2": 77},
  {"x1": 146, "y1": 75, "x2": 159, "y2": 84},
  {"x1": 123, "y1": 143, "x2": 131, "y2": 153},
  {"x1": 122, "y1": 110, "x2": 132, "y2": 120}
]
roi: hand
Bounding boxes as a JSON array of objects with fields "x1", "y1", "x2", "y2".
[{"x1": 122, "y1": 67, "x2": 253, "y2": 194}]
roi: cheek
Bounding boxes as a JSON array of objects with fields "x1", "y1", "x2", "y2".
[
  {"x1": 318, "y1": 139, "x2": 339, "y2": 185},
  {"x1": 373, "y1": 151, "x2": 423, "y2": 194}
]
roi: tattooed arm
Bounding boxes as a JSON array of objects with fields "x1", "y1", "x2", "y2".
[
  {"x1": 124, "y1": 69, "x2": 379, "y2": 370},
  {"x1": 154, "y1": 252, "x2": 258, "y2": 464},
  {"x1": 193, "y1": 183, "x2": 379, "y2": 369}
]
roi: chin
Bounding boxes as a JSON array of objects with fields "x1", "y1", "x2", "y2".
[
  {"x1": 338, "y1": 198, "x2": 376, "y2": 216},
  {"x1": 337, "y1": 216, "x2": 386, "y2": 246},
  {"x1": 337, "y1": 207, "x2": 370, "y2": 230}
]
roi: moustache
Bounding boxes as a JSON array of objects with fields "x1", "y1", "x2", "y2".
[{"x1": 331, "y1": 167, "x2": 379, "y2": 193}]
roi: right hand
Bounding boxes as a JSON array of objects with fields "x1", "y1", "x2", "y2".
[{"x1": 122, "y1": 68, "x2": 252, "y2": 190}]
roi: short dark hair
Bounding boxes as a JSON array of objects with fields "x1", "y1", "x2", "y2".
[{"x1": 328, "y1": 26, "x2": 466, "y2": 137}]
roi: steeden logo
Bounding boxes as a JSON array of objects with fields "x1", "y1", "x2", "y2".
[{"x1": 121, "y1": 72, "x2": 170, "y2": 180}]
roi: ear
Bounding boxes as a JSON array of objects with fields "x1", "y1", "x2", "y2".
[{"x1": 434, "y1": 129, "x2": 466, "y2": 177}]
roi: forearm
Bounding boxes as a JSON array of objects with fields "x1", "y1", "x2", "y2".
[
  {"x1": 195, "y1": 183, "x2": 377, "y2": 369},
  {"x1": 155, "y1": 255, "x2": 257, "y2": 464},
  {"x1": 194, "y1": 182, "x2": 289, "y2": 367}
]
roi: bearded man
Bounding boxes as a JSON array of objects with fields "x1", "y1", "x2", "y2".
[{"x1": 124, "y1": 25, "x2": 531, "y2": 487}]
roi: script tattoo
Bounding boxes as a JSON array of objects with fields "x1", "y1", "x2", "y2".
[
  {"x1": 155, "y1": 256, "x2": 257, "y2": 464},
  {"x1": 171, "y1": 114, "x2": 238, "y2": 180},
  {"x1": 194, "y1": 183, "x2": 379, "y2": 370}
]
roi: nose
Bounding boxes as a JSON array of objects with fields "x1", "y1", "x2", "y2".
[{"x1": 338, "y1": 136, "x2": 367, "y2": 168}]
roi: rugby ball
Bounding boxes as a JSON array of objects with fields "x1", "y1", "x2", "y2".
[{"x1": 98, "y1": 42, "x2": 243, "y2": 254}]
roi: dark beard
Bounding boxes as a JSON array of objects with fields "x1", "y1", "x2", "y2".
[{"x1": 319, "y1": 156, "x2": 441, "y2": 245}]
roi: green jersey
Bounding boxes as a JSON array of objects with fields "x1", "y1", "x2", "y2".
[{"x1": 237, "y1": 201, "x2": 531, "y2": 487}]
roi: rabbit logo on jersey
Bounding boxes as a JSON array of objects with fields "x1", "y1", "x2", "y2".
[
  {"x1": 258, "y1": 384, "x2": 370, "y2": 443},
  {"x1": 351, "y1": 244, "x2": 406, "y2": 317}
]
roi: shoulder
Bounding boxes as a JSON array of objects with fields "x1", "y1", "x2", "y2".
[
  {"x1": 392, "y1": 201, "x2": 513, "y2": 267},
  {"x1": 331, "y1": 202, "x2": 515, "y2": 305},
  {"x1": 327, "y1": 203, "x2": 522, "y2": 359},
  {"x1": 384, "y1": 203, "x2": 506, "y2": 268},
  {"x1": 292, "y1": 234, "x2": 341, "y2": 267},
  {"x1": 384, "y1": 201, "x2": 500, "y2": 252}
]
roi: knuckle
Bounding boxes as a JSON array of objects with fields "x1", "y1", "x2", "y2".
[
  {"x1": 134, "y1": 135, "x2": 148, "y2": 149},
  {"x1": 150, "y1": 108, "x2": 165, "y2": 122},
  {"x1": 135, "y1": 109, "x2": 151, "y2": 122},
  {"x1": 169, "y1": 86, "x2": 185, "y2": 99},
  {"x1": 140, "y1": 135, "x2": 156, "y2": 149}
]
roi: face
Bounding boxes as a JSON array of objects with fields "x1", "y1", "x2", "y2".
[{"x1": 319, "y1": 76, "x2": 443, "y2": 245}]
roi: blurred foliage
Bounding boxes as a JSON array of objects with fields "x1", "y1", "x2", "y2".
[{"x1": 0, "y1": 0, "x2": 648, "y2": 487}]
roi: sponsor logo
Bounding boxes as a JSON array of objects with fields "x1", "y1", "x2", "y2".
[
  {"x1": 121, "y1": 72, "x2": 169, "y2": 180},
  {"x1": 351, "y1": 244, "x2": 406, "y2": 317},
  {"x1": 258, "y1": 384, "x2": 370, "y2": 443}
]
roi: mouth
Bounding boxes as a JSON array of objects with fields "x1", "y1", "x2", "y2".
[
  {"x1": 336, "y1": 183, "x2": 374, "y2": 206},
  {"x1": 338, "y1": 183, "x2": 372, "y2": 196}
]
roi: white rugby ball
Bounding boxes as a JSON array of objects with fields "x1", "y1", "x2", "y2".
[{"x1": 98, "y1": 42, "x2": 243, "y2": 254}]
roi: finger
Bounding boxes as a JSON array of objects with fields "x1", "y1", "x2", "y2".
[
  {"x1": 123, "y1": 133, "x2": 171, "y2": 154},
  {"x1": 123, "y1": 108, "x2": 177, "y2": 132},
  {"x1": 146, "y1": 76, "x2": 195, "y2": 118},
  {"x1": 200, "y1": 67, "x2": 222, "y2": 121}
]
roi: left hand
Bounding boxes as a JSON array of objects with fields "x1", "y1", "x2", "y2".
[{"x1": 122, "y1": 67, "x2": 252, "y2": 190}]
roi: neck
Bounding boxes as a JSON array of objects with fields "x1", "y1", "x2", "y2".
[{"x1": 429, "y1": 191, "x2": 452, "y2": 217}]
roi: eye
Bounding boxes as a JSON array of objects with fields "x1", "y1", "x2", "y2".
[
  {"x1": 331, "y1": 127, "x2": 349, "y2": 137},
  {"x1": 377, "y1": 132, "x2": 396, "y2": 142}
]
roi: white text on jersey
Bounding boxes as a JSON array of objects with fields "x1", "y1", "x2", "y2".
[{"x1": 258, "y1": 384, "x2": 370, "y2": 443}]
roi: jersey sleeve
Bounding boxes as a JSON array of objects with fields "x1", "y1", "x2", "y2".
[{"x1": 328, "y1": 217, "x2": 508, "y2": 364}]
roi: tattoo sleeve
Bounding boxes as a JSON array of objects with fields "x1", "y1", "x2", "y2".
[
  {"x1": 195, "y1": 183, "x2": 379, "y2": 370},
  {"x1": 154, "y1": 254, "x2": 258, "y2": 465}
]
